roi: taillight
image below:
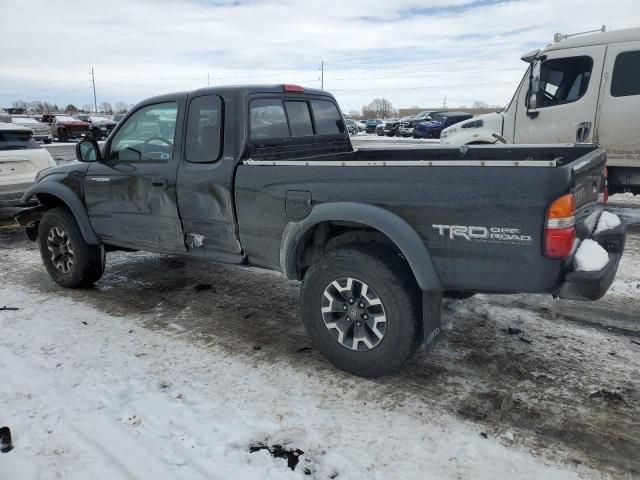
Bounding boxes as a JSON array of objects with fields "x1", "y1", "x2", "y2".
[
  {"x1": 544, "y1": 193, "x2": 576, "y2": 258},
  {"x1": 603, "y1": 167, "x2": 609, "y2": 203}
]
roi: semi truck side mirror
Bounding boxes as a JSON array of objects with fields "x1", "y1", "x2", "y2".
[
  {"x1": 76, "y1": 139, "x2": 101, "y2": 162},
  {"x1": 526, "y1": 59, "x2": 542, "y2": 119}
]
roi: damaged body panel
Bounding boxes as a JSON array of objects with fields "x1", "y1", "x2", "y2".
[{"x1": 17, "y1": 84, "x2": 626, "y2": 377}]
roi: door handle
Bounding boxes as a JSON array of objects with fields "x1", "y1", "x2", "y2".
[
  {"x1": 151, "y1": 178, "x2": 167, "y2": 188},
  {"x1": 576, "y1": 122, "x2": 592, "y2": 143}
]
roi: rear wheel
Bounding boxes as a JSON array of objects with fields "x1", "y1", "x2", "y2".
[
  {"x1": 38, "y1": 207, "x2": 105, "y2": 288},
  {"x1": 300, "y1": 245, "x2": 420, "y2": 377},
  {"x1": 58, "y1": 130, "x2": 67, "y2": 142}
]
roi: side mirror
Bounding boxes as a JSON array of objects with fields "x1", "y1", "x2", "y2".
[{"x1": 76, "y1": 139, "x2": 101, "y2": 162}]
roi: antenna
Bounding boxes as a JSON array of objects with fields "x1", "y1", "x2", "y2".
[{"x1": 554, "y1": 25, "x2": 606, "y2": 43}]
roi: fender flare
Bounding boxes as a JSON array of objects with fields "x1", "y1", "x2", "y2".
[
  {"x1": 21, "y1": 182, "x2": 99, "y2": 245},
  {"x1": 280, "y1": 202, "x2": 441, "y2": 291}
]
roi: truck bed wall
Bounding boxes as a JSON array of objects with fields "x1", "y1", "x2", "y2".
[{"x1": 235, "y1": 163, "x2": 574, "y2": 294}]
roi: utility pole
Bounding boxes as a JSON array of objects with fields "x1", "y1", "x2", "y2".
[
  {"x1": 91, "y1": 67, "x2": 97, "y2": 113},
  {"x1": 320, "y1": 61, "x2": 324, "y2": 90},
  {"x1": 207, "y1": 73, "x2": 210, "y2": 86},
  {"x1": 442, "y1": 96, "x2": 447, "y2": 110}
]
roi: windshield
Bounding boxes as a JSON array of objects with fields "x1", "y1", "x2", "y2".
[
  {"x1": 91, "y1": 116, "x2": 111, "y2": 123},
  {"x1": 429, "y1": 113, "x2": 446, "y2": 123},
  {"x1": 56, "y1": 115, "x2": 77, "y2": 122}
]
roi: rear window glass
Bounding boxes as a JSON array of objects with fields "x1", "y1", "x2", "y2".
[
  {"x1": 0, "y1": 131, "x2": 40, "y2": 151},
  {"x1": 250, "y1": 99, "x2": 289, "y2": 139},
  {"x1": 186, "y1": 95, "x2": 223, "y2": 163},
  {"x1": 611, "y1": 50, "x2": 640, "y2": 97},
  {"x1": 311, "y1": 100, "x2": 344, "y2": 135},
  {"x1": 285, "y1": 101, "x2": 313, "y2": 137}
]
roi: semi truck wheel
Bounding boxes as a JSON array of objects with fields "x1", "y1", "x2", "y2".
[
  {"x1": 300, "y1": 245, "x2": 420, "y2": 377},
  {"x1": 38, "y1": 207, "x2": 105, "y2": 288}
]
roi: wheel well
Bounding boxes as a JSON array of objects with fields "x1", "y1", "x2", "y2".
[
  {"x1": 296, "y1": 221, "x2": 405, "y2": 280},
  {"x1": 35, "y1": 193, "x2": 66, "y2": 209}
]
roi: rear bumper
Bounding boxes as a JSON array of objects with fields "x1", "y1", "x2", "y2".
[
  {"x1": 0, "y1": 181, "x2": 36, "y2": 207},
  {"x1": 558, "y1": 222, "x2": 626, "y2": 301}
]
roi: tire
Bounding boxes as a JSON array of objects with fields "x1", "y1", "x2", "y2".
[
  {"x1": 300, "y1": 245, "x2": 420, "y2": 377},
  {"x1": 444, "y1": 291, "x2": 476, "y2": 300},
  {"x1": 38, "y1": 207, "x2": 105, "y2": 288},
  {"x1": 58, "y1": 131, "x2": 67, "y2": 143},
  {"x1": 44, "y1": 138, "x2": 52, "y2": 144}
]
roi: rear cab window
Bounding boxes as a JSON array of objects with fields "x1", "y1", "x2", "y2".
[
  {"x1": 249, "y1": 96, "x2": 345, "y2": 140},
  {"x1": 0, "y1": 130, "x2": 40, "y2": 151}
]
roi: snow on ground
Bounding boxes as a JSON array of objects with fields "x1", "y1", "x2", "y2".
[{"x1": 1, "y1": 283, "x2": 588, "y2": 480}]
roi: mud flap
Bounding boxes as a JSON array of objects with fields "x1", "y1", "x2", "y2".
[{"x1": 422, "y1": 291, "x2": 442, "y2": 352}]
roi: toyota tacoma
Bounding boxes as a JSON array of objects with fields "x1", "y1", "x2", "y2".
[{"x1": 16, "y1": 84, "x2": 626, "y2": 377}]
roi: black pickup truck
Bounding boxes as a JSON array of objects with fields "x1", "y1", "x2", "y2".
[{"x1": 17, "y1": 84, "x2": 626, "y2": 377}]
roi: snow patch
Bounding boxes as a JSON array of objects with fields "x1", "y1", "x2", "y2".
[
  {"x1": 574, "y1": 239, "x2": 609, "y2": 272},
  {"x1": 594, "y1": 211, "x2": 621, "y2": 235}
]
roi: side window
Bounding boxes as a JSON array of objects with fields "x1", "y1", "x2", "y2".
[
  {"x1": 185, "y1": 95, "x2": 222, "y2": 163},
  {"x1": 536, "y1": 56, "x2": 593, "y2": 108},
  {"x1": 311, "y1": 100, "x2": 345, "y2": 135},
  {"x1": 611, "y1": 50, "x2": 640, "y2": 97},
  {"x1": 109, "y1": 102, "x2": 177, "y2": 162},
  {"x1": 285, "y1": 101, "x2": 313, "y2": 137},
  {"x1": 250, "y1": 99, "x2": 289, "y2": 139}
]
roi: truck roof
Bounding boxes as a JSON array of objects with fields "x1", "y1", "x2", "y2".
[
  {"x1": 540, "y1": 26, "x2": 640, "y2": 55},
  {"x1": 139, "y1": 84, "x2": 333, "y2": 107}
]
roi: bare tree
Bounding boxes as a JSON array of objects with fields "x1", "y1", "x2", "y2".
[
  {"x1": 12, "y1": 99, "x2": 28, "y2": 110},
  {"x1": 472, "y1": 100, "x2": 489, "y2": 109},
  {"x1": 82, "y1": 104, "x2": 94, "y2": 113},
  {"x1": 363, "y1": 98, "x2": 396, "y2": 119},
  {"x1": 65, "y1": 104, "x2": 78, "y2": 114},
  {"x1": 99, "y1": 102, "x2": 113, "y2": 114},
  {"x1": 114, "y1": 102, "x2": 128, "y2": 114}
]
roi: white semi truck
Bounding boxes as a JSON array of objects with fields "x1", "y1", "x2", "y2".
[{"x1": 441, "y1": 26, "x2": 640, "y2": 194}]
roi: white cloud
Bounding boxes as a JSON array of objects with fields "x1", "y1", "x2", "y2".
[{"x1": 0, "y1": 0, "x2": 638, "y2": 111}]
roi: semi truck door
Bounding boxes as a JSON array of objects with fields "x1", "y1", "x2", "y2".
[
  {"x1": 84, "y1": 99, "x2": 186, "y2": 252},
  {"x1": 514, "y1": 45, "x2": 606, "y2": 144},
  {"x1": 596, "y1": 42, "x2": 640, "y2": 183}
]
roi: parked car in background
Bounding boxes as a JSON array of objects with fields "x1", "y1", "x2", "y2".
[
  {"x1": 0, "y1": 115, "x2": 53, "y2": 143},
  {"x1": 399, "y1": 111, "x2": 445, "y2": 137},
  {"x1": 345, "y1": 118, "x2": 358, "y2": 135},
  {"x1": 112, "y1": 113, "x2": 126, "y2": 122},
  {"x1": 365, "y1": 119, "x2": 382, "y2": 133},
  {"x1": 75, "y1": 114, "x2": 118, "y2": 140},
  {"x1": 383, "y1": 118, "x2": 400, "y2": 137},
  {"x1": 41, "y1": 114, "x2": 92, "y2": 142},
  {"x1": 413, "y1": 112, "x2": 472, "y2": 139},
  {"x1": 375, "y1": 121, "x2": 386, "y2": 136},
  {"x1": 356, "y1": 120, "x2": 366, "y2": 132},
  {"x1": 0, "y1": 122, "x2": 55, "y2": 206}
]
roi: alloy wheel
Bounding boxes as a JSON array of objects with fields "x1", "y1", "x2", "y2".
[{"x1": 320, "y1": 277, "x2": 387, "y2": 351}]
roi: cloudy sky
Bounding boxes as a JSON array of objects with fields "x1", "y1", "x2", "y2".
[{"x1": 1, "y1": 0, "x2": 639, "y2": 113}]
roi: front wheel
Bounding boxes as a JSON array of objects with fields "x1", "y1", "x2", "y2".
[
  {"x1": 38, "y1": 207, "x2": 105, "y2": 288},
  {"x1": 300, "y1": 245, "x2": 420, "y2": 377}
]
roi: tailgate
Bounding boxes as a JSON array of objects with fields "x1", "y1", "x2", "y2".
[{"x1": 568, "y1": 147, "x2": 607, "y2": 239}]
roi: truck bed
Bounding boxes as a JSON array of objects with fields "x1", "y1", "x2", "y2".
[{"x1": 236, "y1": 143, "x2": 607, "y2": 294}]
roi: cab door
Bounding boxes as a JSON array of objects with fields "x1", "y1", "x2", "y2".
[
  {"x1": 514, "y1": 45, "x2": 606, "y2": 144},
  {"x1": 84, "y1": 97, "x2": 186, "y2": 252}
]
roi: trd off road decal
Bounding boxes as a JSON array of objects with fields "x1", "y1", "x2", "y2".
[{"x1": 432, "y1": 224, "x2": 533, "y2": 245}]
